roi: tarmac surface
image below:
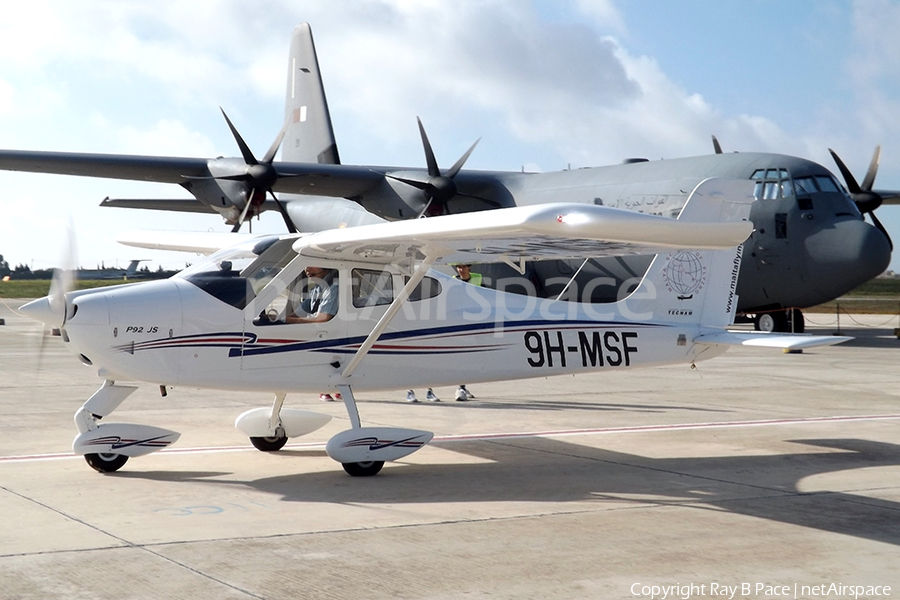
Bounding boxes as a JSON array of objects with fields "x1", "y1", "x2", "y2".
[{"x1": 2, "y1": 299, "x2": 900, "y2": 600}]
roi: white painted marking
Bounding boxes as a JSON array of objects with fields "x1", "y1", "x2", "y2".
[
  {"x1": 2, "y1": 414, "x2": 898, "y2": 465},
  {"x1": 299, "y1": 105, "x2": 307, "y2": 122}
]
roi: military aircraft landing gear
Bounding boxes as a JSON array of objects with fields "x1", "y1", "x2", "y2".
[
  {"x1": 84, "y1": 452, "x2": 129, "y2": 473},
  {"x1": 754, "y1": 308, "x2": 804, "y2": 333}
]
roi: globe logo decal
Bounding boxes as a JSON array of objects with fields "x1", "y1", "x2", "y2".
[{"x1": 663, "y1": 251, "x2": 706, "y2": 299}]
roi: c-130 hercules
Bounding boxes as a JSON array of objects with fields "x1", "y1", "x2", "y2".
[{"x1": 0, "y1": 24, "x2": 895, "y2": 332}]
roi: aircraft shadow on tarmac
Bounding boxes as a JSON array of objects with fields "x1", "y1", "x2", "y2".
[{"x1": 122, "y1": 435, "x2": 900, "y2": 547}]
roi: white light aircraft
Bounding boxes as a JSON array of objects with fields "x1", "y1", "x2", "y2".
[{"x1": 18, "y1": 179, "x2": 850, "y2": 476}]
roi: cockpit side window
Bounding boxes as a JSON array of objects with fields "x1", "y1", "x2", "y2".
[
  {"x1": 794, "y1": 176, "x2": 817, "y2": 195},
  {"x1": 351, "y1": 268, "x2": 393, "y2": 308},
  {"x1": 815, "y1": 176, "x2": 840, "y2": 193}
]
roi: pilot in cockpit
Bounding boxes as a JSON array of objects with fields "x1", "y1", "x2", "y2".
[
  {"x1": 285, "y1": 266, "x2": 339, "y2": 324},
  {"x1": 255, "y1": 265, "x2": 339, "y2": 325}
]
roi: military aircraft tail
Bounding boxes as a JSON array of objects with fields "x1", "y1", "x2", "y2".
[
  {"x1": 617, "y1": 178, "x2": 754, "y2": 329},
  {"x1": 282, "y1": 23, "x2": 340, "y2": 165}
]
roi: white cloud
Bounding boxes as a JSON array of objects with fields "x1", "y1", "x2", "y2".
[{"x1": 1, "y1": 0, "x2": 899, "y2": 270}]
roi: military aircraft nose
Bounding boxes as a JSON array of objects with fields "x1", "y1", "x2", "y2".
[{"x1": 804, "y1": 218, "x2": 891, "y2": 297}]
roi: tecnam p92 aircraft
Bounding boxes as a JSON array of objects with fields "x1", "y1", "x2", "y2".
[
  {"x1": 19, "y1": 179, "x2": 849, "y2": 476},
  {"x1": 0, "y1": 24, "x2": 896, "y2": 334}
]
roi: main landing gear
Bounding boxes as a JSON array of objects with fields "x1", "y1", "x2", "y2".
[
  {"x1": 342, "y1": 460, "x2": 385, "y2": 477},
  {"x1": 753, "y1": 308, "x2": 805, "y2": 333},
  {"x1": 235, "y1": 387, "x2": 430, "y2": 476},
  {"x1": 249, "y1": 435, "x2": 289, "y2": 452}
]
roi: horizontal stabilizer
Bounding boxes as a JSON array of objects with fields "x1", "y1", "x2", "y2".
[{"x1": 694, "y1": 331, "x2": 852, "y2": 350}]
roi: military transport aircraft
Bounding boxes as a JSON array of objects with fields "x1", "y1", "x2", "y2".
[
  {"x1": 17, "y1": 179, "x2": 849, "y2": 477},
  {"x1": 0, "y1": 24, "x2": 896, "y2": 333}
]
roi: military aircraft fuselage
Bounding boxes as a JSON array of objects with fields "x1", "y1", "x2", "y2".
[{"x1": 347, "y1": 151, "x2": 890, "y2": 316}]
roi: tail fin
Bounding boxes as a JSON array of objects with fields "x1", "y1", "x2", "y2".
[
  {"x1": 618, "y1": 178, "x2": 755, "y2": 328},
  {"x1": 283, "y1": 23, "x2": 340, "y2": 164},
  {"x1": 124, "y1": 260, "x2": 143, "y2": 278}
]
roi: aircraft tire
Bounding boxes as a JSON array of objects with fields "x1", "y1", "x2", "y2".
[
  {"x1": 754, "y1": 311, "x2": 788, "y2": 333},
  {"x1": 250, "y1": 435, "x2": 288, "y2": 452},
  {"x1": 342, "y1": 461, "x2": 385, "y2": 477},
  {"x1": 84, "y1": 452, "x2": 129, "y2": 473},
  {"x1": 788, "y1": 308, "x2": 805, "y2": 333}
]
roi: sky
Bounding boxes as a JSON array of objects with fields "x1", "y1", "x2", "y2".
[{"x1": 2, "y1": 0, "x2": 900, "y2": 272}]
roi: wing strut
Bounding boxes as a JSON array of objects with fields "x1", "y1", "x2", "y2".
[
  {"x1": 340, "y1": 253, "x2": 438, "y2": 378},
  {"x1": 555, "y1": 258, "x2": 590, "y2": 301}
]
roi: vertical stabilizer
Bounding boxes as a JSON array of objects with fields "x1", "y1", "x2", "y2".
[
  {"x1": 618, "y1": 178, "x2": 755, "y2": 328},
  {"x1": 283, "y1": 23, "x2": 340, "y2": 164}
]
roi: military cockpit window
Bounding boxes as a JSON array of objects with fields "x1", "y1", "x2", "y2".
[
  {"x1": 815, "y1": 176, "x2": 840, "y2": 193},
  {"x1": 781, "y1": 179, "x2": 794, "y2": 197},
  {"x1": 750, "y1": 168, "x2": 792, "y2": 199},
  {"x1": 351, "y1": 269, "x2": 393, "y2": 308},
  {"x1": 793, "y1": 176, "x2": 818, "y2": 195},
  {"x1": 753, "y1": 181, "x2": 764, "y2": 199}
]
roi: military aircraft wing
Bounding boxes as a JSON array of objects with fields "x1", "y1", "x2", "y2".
[
  {"x1": 0, "y1": 148, "x2": 428, "y2": 200},
  {"x1": 874, "y1": 189, "x2": 900, "y2": 205},
  {"x1": 292, "y1": 178, "x2": 755, "y2": 266},
  {"x1": 0, "y1": 149, "x2": 211, "y2": 182}
]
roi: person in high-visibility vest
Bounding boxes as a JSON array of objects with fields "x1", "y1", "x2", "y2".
[
  {"x1": 452, "y1": 264, "x2": 480, "y2": 401},
  {"x1": 406, "y1": 264, "x2": 482, "y2": 403},
  {"x1": 453, "y1": 263, "x2": 482, "y2": 287}
]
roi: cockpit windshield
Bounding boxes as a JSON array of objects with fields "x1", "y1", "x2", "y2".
[{"x1": 175, "y1": 236, "x2": 298, "y2": 309}]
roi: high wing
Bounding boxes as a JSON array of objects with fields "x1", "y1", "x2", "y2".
[
  {"x1": 0, "y1": 150, "x2": 210, "y2": 182},
  {"x1": 292, "y1": 178, "x2": 755, "y2": 266},
  {"x1": 874, "y1": 190, "x2": 900, "y2": 205},
  {"x1": 0, "y1": 148, "x2": 386, "y2": 195}
]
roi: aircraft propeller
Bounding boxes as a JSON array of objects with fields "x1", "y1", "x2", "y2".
[
  {"x1": 199, "y1": 109, "x2": 297, "y2": 234},
  {"x1": 387, "y1": 118, "x2": 498, "y2": 217},
  {"x1": 17, "y1": 226, "x2": 78, "y2": 368},
  {"x1": 829, "y1": 146, "x2": 893, "y2": 251}
]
